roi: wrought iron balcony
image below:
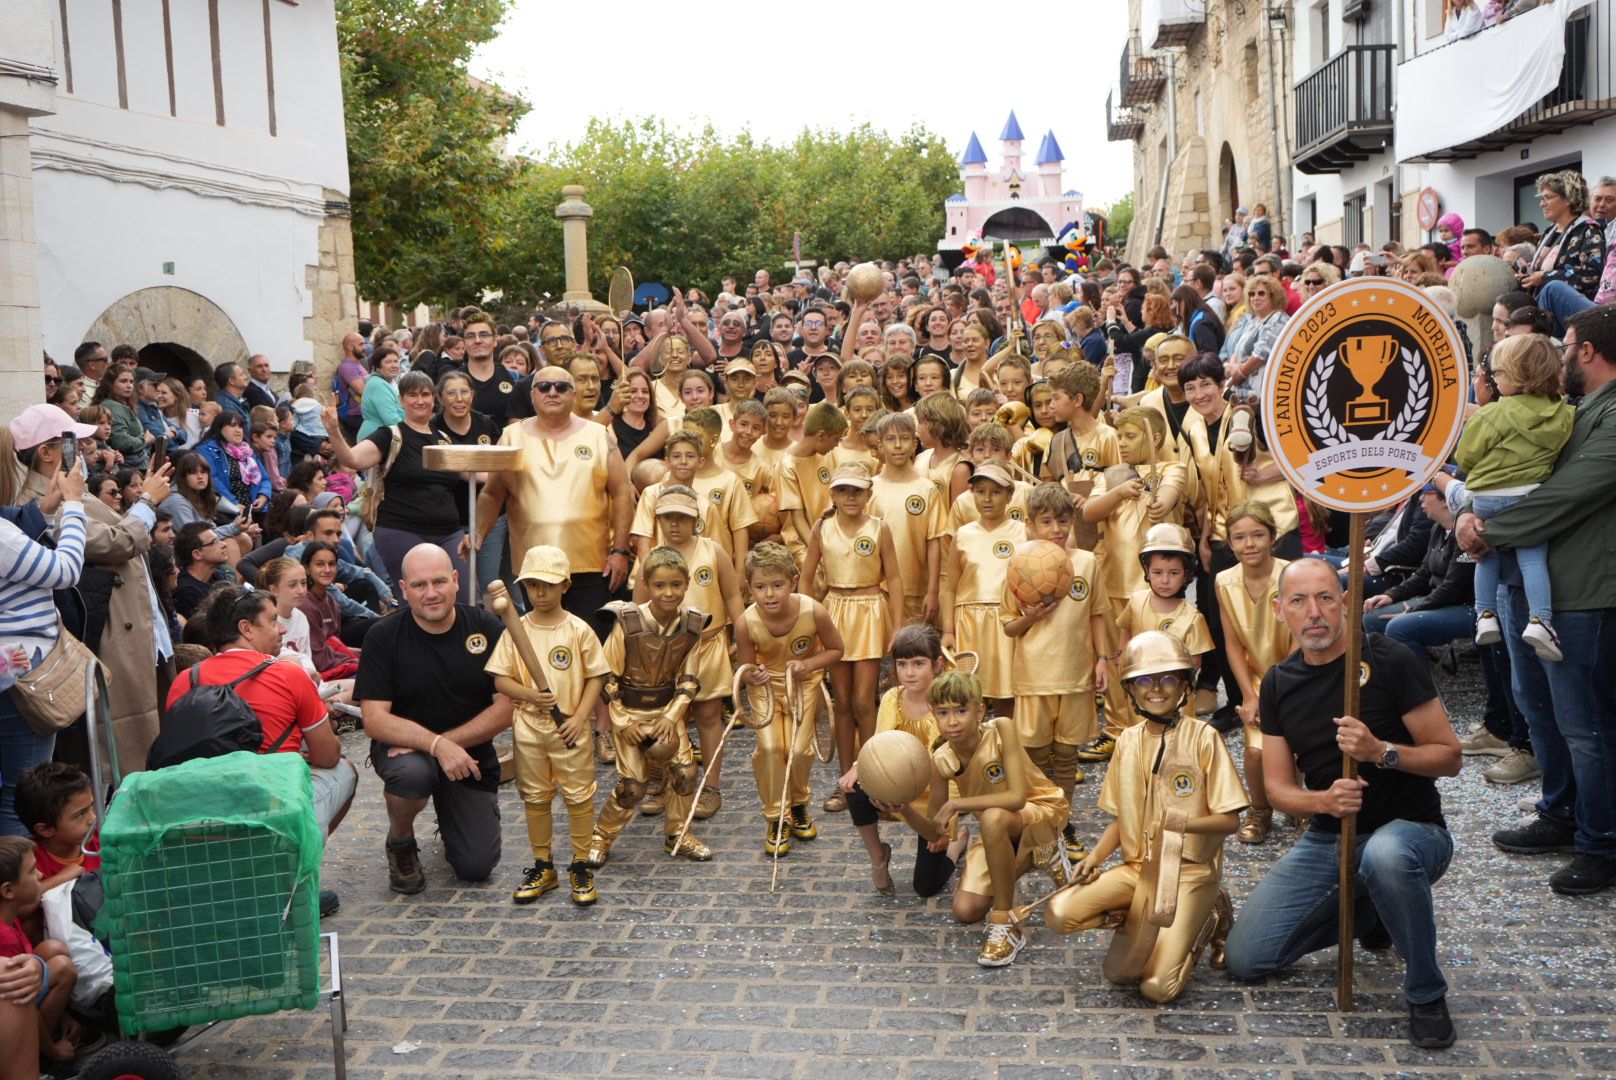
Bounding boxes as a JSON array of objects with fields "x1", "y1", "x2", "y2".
[
  {"x1": 1293, "y1": 45, "x2": 1396, "y2": 175},
  {"x1": 1107, "y1": 91, "x2": 1144, "y2": 141},
  {"x1": 1143, "y1": 0, "x2": 1206, "y2": 49},
  {"x1": 1119, "y1": 35, "x2": 1166, "y2": 106}
]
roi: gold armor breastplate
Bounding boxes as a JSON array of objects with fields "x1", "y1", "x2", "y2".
[{"x1": 609, "y1": 602, "x2": 710, "y2": 708}]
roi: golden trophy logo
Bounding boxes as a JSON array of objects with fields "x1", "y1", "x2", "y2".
[{"x1": 1342, "y1": 336, "x2": 1398, "y2": 427}]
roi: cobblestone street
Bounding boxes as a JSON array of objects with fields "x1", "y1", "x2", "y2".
[{"x1": 183, "y1": 664, "x2": 1616, "y2": 1080}]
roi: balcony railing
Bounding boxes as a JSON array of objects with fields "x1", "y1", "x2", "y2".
[
  {"x1": 1403, "y1": 0, "x2": 1614, "y2": 162},
  {"x1": 1143, "y1": 0, "x2": 1206, "y2": 49},
  {"x1": 1293, "y1": 45, "x2": 1396, "y2": 174},
  {"x1": 1107, "y1": 91, "x2": 1144, "y2": 141},
  {"x1": 1119, "y1": 36, "x2": 1166, "y2": 106}
]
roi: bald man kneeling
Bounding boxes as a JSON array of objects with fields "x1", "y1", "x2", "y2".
[{"x1": 355, "y1": 545, "x2": 514, "y2": 894}]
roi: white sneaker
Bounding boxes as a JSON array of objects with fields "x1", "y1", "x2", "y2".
[
  {"x1": 1522, "y1": 618, "x2": 1563, "y2": 662},
  {"x1": 1519, "y1": 794, "x2": 1540, "y2": 812},
  {"x1": 1484, "y1": 748, "x2": 1542, "y2": 786},
  {"x1": 1475, "y1": 613, "x2": 1502, "y2": 646}
]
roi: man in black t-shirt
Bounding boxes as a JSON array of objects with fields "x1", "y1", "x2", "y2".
[
  {"x1": 1223, "y1": 559, "x2": 1462, "y2": 1049},
  {"x1": 356, "y1": 545, "x2": 513, "y2": 894}
]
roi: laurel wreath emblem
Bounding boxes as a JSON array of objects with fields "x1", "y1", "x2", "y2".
[{"x1": 1304, "y1": 347, "x2": 1429, "y2": 448}]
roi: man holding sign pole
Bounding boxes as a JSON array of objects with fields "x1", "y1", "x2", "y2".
[{"x1": 1223, "y1": 277, "x2": 1466, "y2": 1049}]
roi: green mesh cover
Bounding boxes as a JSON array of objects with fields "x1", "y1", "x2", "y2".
[{"x1": 97, "y1": 752, "x2": 323, "y2": 1033}]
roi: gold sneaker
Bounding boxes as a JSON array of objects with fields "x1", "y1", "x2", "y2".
[
  {"x1": 693, "y1": 788, "x2": 723, "y2": 820},
  {"x1": 788, "y1": 804, "x2": 818, "y2": 840},
  {"x1": 1236, "y1": 806, "x2": 1273, "y2": 844},
  {"x1": 593, "y1": 729, "x2": 616, "y2": 765},
  {"x1": 1077, "y1": 733, "x2": 1116, "y2": 762},
  {"x1": 640, "y1": 786, "x2": 669, "y2": 816},
  {"x1": 664, "y1": 833, "x2": 713, "y2": 861},
  {"x1": 977, "y1": 912, "x2": 1026, "y2": 968},
  {"x1": 1062, "y1": 823, "x2": 1089, "y2": 864},
  {"x1": 765, "y1": 818, "x2": 791, "y2": 857},
  {"x1": 512, "y1": 860, "x2": 557, "y2": 904},
  {"x1": 567, "y1": 861, "x2": 598, "y2": 906},
  {"x1": 585, "y1": 832, "x2": 613, "y2": 869}
]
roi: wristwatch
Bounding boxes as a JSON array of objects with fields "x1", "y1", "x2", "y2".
[{"x1": 1380, "y1": 742, "x2": 1400, "y2": 770}]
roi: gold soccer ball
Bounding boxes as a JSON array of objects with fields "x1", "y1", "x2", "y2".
[
  {"x1": 845, "y1": 262, "x2": 885, "y2": 303},
  {"x1": 749, "y1": 490, "x2": 781, "y2": 542},
  {"x1": 856, "y1": 729, "x2": 932, "y2": 805},
  {"x1": 1007, "y1": 539, "x2": 1074, "y2": 607}
]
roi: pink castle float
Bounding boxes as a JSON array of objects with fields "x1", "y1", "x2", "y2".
[{"x1": 938, "y1": 112, "x2": 1084, "y2": 266}]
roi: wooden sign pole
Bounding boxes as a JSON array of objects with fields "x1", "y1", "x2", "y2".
[{"x1": 1337, "y1": 511, "x2": 1368, "y2": 1012}]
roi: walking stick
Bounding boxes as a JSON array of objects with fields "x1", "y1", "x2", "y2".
[
  {"x1": 1338, "y1": 512, "x2": 1368, "y2": 1011},
  {"x1": 671, "y1": 665, "x2": 773, "y2": 856},
  {"x1": 772, "y1": 667, "x2": 807, "y2": 892}
]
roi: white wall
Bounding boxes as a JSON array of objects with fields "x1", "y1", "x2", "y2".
[{"x1": 1405, "y1": 120, "x2": 1616, "y2": 231}]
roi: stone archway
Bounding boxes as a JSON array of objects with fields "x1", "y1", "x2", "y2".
[{"x1": 83, "y1": 287, "x2": 249, "y2": 383}]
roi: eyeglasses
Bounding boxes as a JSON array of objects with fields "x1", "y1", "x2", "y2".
[
  {"x1": 463, "y1": 331, "x2": 495, "y2": 340},
  {"x1": 533, "y1": 380, "x2": 574, "y2": 394},
  {"x1": 44, "y1": 375, "x2": 60, "y2": 385},
  {"x1": 1128, "y1": 673, "x2": 1187, "y2": 692},
  {"x1": 1561, "y1": 339, "x2": 1583, "y2": 355}
]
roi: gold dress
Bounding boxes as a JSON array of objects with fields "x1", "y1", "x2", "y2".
[
  {"x1": 1001, "y1": 548, "x2": 1108, "y2": 748},
  {"x1": 499, "y1": 420, "x2": 611, "y2": 573},
  {"x1": 950, "y1": 517, "x2": 1025, "y2": 699},
  {"x1": 936, "y1": 720, "x2": 1070, "y2": 897},
  {"x1": 678, "y1": 536, "x2": 736, "y2": 703},
  {"x1": 869, "y1": 472, "x2": 947, "y2": 623},
  {"x1": 1046, "y1": 718, "x2": 1247, "y2": 1003},
  {"x1": 744, "y1": 596, "x2": 824, "y2": 819},
  {"x1": 817, "y1": 514, "x2": 893, "y2": 661},
  {"x1": 1214, "y1": 559, "x2": 1293, "y2": 751}
]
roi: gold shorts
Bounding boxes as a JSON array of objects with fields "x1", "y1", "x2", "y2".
[
  {"x1": 512, "y1": 707, "x2": 597, "y2": 805},
  {"x1": 1015, "y1": 691, "x2": 1098, "y2": 748},
  {"x1": 690, "y1": 631, "x2": 735, "y2": 703},
  {"x1": 956, "y1": 602, "x2": 1015, "y2": 699},
  {"x1": 825, "y1": 590, "x2": 893, "y2": 662},
  {"x1": 957, "y1": 798, "x2": 1069, "y2": 896}
]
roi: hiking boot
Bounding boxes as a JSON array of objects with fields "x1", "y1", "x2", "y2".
[
  {"x1": 1236, "y1": 806, "x2": 1273, "y2": 844},
  {"x1": 319, "y1": 889, "x2": 340, "y2": 918},
  {"x1": 1484, "y1": 748, "x2": 1541, "y2": 786},
  {"x1": 1474, "y1": 612, "x2": 1502, "y2": 646},
  {"x1": 789, "y1": 803, "x2": 818, "y2": 840},
  {"x1": 693, "y1": 787, "x2": 723, "y2": 821},
  {"x1": 386, "y1": 836, "x2": 425, "y2": 895},
  {"x1": 512, "y1": 860, "x2": 558, "y2": 904},
  {"x1": 568, "y1": 861, "x2": 599, "y2": 906},
  {"x1": 822, "y1": 791, "x2": 847, "y2": 813},
  {"x1": 1522, "y1": 617, "x2": 1563, "y2": 662},
  {"x1": 665, "y1": 833, "x2": 713, "y2": 861},
  {"x1": 977, "y1": 912, "x2": 1026, "y2": 968},
  {"x1": 1063, "y1": 822, "x2": 1088, "y2": 864},
  {"x1": 1492, "y1": 814, "x2": 1575, "y2": 854},
  {"x1": 1077, "y1": 733, "x2": 1116, "y2": 762},
  {"x1": 593, "y1": 728, "x2": 616, "y2": 765},
  {"x1": 1549, "y1": 853, "x2": 1616, "y2": 896},
  {"x1": 765, "y1": 818, "x2": 792, "y2": 858},
  {"x1": 640, "y1": 780, "x2": 669, "y2": 816},
  {"x1": 1408, "y1": 996, "x2": 1456, "y2": 1049},
  {"x1": 1208, "y1": 890, "x2": 1234, "y2": 970},
  {"x1": 1459, "y1": 726, "x2": 1510, "y2": 757}
]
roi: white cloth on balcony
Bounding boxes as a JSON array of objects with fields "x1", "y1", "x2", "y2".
[{"x1": 1396, "y1": 0, "x2": 1592, "y2": 162}]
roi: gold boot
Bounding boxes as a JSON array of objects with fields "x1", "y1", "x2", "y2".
[
  {"x1": 639, "y1": 761, "x2": 668, "y2": 816},
  {"x1": 593, "y1": 728, "x2": 616, "y2": 766},
  {"x1": 1236, "y1": 806, "x2": 1273, "y2": 844},
  {"x1": 585, "y1": 831, "x2": 613, "y2": 869},
  {"x1": 1208, "y1": 890, "x2": 1234, "y2": 970}
]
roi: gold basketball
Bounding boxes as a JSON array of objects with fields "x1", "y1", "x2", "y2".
[
  {"x1": 749, "y1": 490, "x2": 781, "y2": 542},
  {"x1": 845, "y1": 262, "x2": 885, "y2": 303},
  {"x1": 856, "y1": 729, "x2": 933, "y2": 805},
  {"x1": 632, "y1": 459, "x2": 669, "y2": 493},
  {"x1": 1006, "y1": 539, "x2": 1074, "y2": 607}
]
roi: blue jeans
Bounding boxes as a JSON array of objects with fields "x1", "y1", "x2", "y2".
[
  {"x1": 475, "y1": 512, "x2": 515, "y2": 604},
  {"x1": 1225, "y1": 820, "x2": 1454, "y2": 1004},
  {"x1": 1472, "y1": 492, "x2": 1551, "y2": 623},
  {"x1": 0, "y1": 683, "x2": 55, "y2": 836},
  {"x1": 1500, "y1": 585, "x2": 1616, "y2": 857},
  {"x1": 1363, "y1": 601, "x2": 1473, "y2": 650},
  {"x1": 1537, "y1": 279, "x2": 1595, "y2": 337},
  {"x1": 1478, "y1": 639, "x2": 1532, "y2": 749}
]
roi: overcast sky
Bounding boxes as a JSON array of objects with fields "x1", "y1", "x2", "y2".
[{"x1": 472, "y1": 2, "x2": 1135, "y2": 212}]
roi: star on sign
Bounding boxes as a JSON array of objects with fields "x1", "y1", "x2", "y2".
[
  {"x1": 1388, "y1": 297, "x2": 1397, "y2": 306},
  {"x1": 1381, "y1": 483, "x2": 1390, "y2": 491},
  {"x1": 1361, "y1": 488, "x2": 1370, "y2": 496},
  {"x1": 1369, "y1": 295, "x2": 1378, "y2": 303},
  {"x1": 1337, "y1": 486, "x2": 1347, "y2": 495},
  {"x1": 1351, "y1": 299, "x2": 1360, "y2": 307}
]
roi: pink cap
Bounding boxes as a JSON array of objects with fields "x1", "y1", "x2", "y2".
[{"x1": 8, "y1": 403, "x2": 98, "y2": 452}]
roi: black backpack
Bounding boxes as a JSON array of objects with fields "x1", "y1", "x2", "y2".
[{"x1": 147, "y1": 657, "x2": 289, "y2": 770}]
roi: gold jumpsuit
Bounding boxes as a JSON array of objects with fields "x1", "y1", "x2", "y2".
[
  {"x1": 776, "y1": 451, "x2": 832, "y2": 564},
  {"x1": 950, "y1": 518, "x2": 1025, "y2": 699},
  {"x1": 817, "y1": 515, "x2": 893, "y2": 662},
  {"x1": 1046, "y1": 717, "x2": 1247, "y2": 1002},
  {"x1": 937, "y1": 721, "x2": 1070, "y2": 897},
  {"x1": 1117, "y1": 590, "x2": 1214, "y2": 727},
  {"x1": 744, "y1": 596, "x2": 825, "y2": 821},
  {"x1": 869, "y1": 472, "x2": 947, "y2": 623},
  {"x1": 675, "y1": 537, "x2": 736, "y2": 703},
  {"x1": 1214, "y1": 559, "x2": 1294, "y2": 752}
]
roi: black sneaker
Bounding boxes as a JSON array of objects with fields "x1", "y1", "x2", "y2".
[
  {"x1": 1549, "y1": 853, "x2": 1616, "y2": 896},
  {"x1": 318, "y1": 889, "x2": 340, "y2": 918},
  {"x1": 1492, "y1": 815, "x2": 1576, "y2": 855},
  {"x1": 1208, "y1": 705, "x2": 1241, "y2": 734},
  {"x1": 789, "y1": 803, "x2": 818, "y2": 841},
  {"x1": 1408, "y1": 996, "x2": 1456, "y2": 1049},
  {"x1": 386, "y1": 836, "x2": 426, "y2": 894}
]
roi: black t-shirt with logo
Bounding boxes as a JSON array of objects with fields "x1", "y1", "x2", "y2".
[
  {"x1": 432, "y1": 410, "x2": 504, "y2": 526},
  {"x1": 354, "y1": 605, "x2": 505, "y2": 791},
  {"x1": 367, "y1": 423, "x2": 462, "y2": 537},
  {"x1": 1259, "y1": 633, "x2": 1444, "y2": 836},
  {"x1": 466, "y1": 365, "x2": 521, "y2": 426}
]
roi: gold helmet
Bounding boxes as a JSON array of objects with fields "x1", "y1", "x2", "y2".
[
  {"x1": 1121, "y1": 631, "x2": 1194, "y2": 681},
  {"x1": 1140, "y1": 523, "x2": 1194, "y2": 558}
]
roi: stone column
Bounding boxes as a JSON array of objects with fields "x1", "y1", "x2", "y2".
[
  {"x1": 554, "y1": 184, "x2": 609, "y2": 313},
  {"x1": 0, "y1": 109, "x2": 45, "y2": 423}
]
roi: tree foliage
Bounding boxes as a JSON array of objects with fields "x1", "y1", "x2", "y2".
[
  {"x1": 1105, "y1": 192, "x2": 1134, "y2": 249},
  {"x1": 337, "y1": 0, "x2": 526, "y2": 307}
]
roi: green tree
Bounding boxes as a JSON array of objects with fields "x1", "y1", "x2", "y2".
[
  {"x1": 1104, "y1": 192, "x2": 1134, "y2": 249},
  {"x1": 337, "y1": 0, "x2": 526, "y2": 306}
]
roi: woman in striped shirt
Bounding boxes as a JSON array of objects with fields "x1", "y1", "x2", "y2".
[{"x1": 0, "y1": 460, "x2": 87, "y2": 835}]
